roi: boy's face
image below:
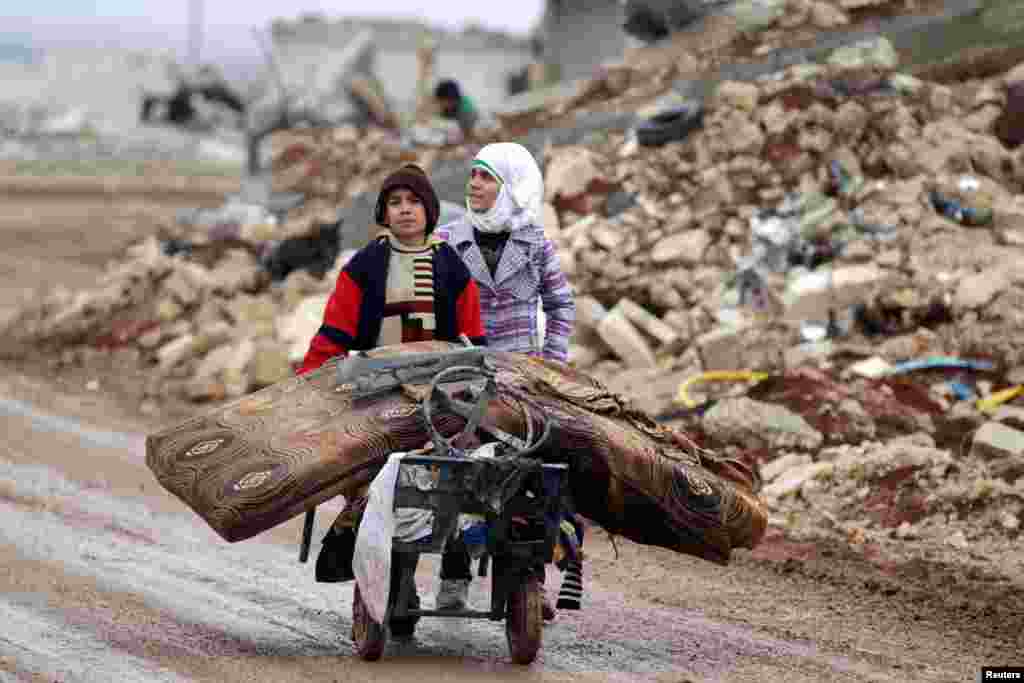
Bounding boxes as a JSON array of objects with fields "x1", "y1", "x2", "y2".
[
  {"x1": 467, "y1": 167, "x2": 500, "y2": 212},
  {"x1": 385, "y1": 188, "x2": 428, "y2": 244}
]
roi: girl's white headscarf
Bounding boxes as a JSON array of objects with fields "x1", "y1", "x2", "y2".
[{"x1": 466, "y1": 142, "x2": 544, "y2": 234}]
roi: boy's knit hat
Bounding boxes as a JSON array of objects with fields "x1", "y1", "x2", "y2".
[{"x1": 375, "y1": 164, "x2": 440, "y2": 233}]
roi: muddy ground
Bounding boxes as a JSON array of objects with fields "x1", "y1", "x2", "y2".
[{"x1": 0, "y1": 191, "x2": 1021, "y2": 682}]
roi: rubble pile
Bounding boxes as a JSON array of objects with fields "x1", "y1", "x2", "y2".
[
  {"x1": 3, "y1": 35, "x2": 1024, "y2": 571},
  {"x1": 528, "y1": 54, "x2": 1024, "y2": 564},
  {"x1": 543, "y1": 56, "x2": 1024, "y2": 380},
  {"x1": 722, "y1": 0, "x2": 943, "y2": 62},
  {"x1": 0, "y1": 235, "x2": 354, "y2": 403}
]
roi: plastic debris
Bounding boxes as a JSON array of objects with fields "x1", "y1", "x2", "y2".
[
  {"x1": 887, "y1": 357, "x2": 996, "y2": 375},
  {"x1": 977, "y1": 385, "x2": 1024, "y2": 414},
  {"x1": 675, "y1": 370, "x2": 770, "y2": 409}
]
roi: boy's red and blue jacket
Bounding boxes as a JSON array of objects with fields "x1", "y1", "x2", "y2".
[{"x1": 299, "y1": 234, "x2": 486, "y2": 374}]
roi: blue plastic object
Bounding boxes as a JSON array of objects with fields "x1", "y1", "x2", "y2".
[{"x1": 887, "y1": 357, "x2": 995, "y2": 375}]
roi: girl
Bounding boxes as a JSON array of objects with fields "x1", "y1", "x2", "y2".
[
  {"x1": 437, "y1": 142, "x2": 575, "y2": 363},
  {"x1": 435, "y1": 142, "x2": 577, "y2": 619}
]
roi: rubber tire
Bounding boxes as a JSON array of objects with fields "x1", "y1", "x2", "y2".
[
  {"x1": 636, "y1": 105, "x2": 704, "y2": 147},
  {"x1": 506, "y1": 576, "x2": 543, "y2": 665},
  {"x1": 352, "y1": 584, "x2": 387, "y2": 661}
]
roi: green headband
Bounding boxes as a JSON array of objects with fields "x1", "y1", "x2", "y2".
[{"x1": 471, "y1": 159, "x2": 504, "y2": 185}]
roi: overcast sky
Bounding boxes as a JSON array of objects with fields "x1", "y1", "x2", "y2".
[{"x1": 3, "y1": 1, "x2": 545, "y2": 59}]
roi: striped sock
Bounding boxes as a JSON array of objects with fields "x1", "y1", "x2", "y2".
[{"x1": 556, "y1": 560, "x2": 583, "y2": 610}]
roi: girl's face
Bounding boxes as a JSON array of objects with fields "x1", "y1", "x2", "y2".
[
  {"x1": 384, "y1": 188, "x2": 428, "y2": 245},
  {"x1": 467, "y1": 166, "x2": 500, "y2": 212}
]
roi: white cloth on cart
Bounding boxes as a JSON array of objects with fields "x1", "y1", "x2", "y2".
[{"x1": 354, "y1": 453, "x2": 436, "y2": 624}]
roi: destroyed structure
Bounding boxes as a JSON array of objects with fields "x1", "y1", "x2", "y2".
[{"x1": 4, "y1": 0, "x2": 1024, "y2": 576}]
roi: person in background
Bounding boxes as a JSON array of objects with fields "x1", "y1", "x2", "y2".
[
  {"x1": 434, "y1": 142, "x2": 576, "y2": 619},
  {"x1": 299, "y1": 164, "x2": 485, "y2": 636},
  {"x1": 434, "y1": 79, "x2": 480, "y2": 140}
]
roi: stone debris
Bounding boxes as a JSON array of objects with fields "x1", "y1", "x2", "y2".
[{"x1": 4, "y1": 20, "x2": 1024, "y2": 571}]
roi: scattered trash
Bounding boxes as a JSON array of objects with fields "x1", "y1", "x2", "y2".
[
  {"x1": 262, "y1": 219, "x2": 344, "y2": 282},
  {"x1": 887, "y1": 357, "x2": 995, "y2": 376},
  {"x1": 636, "y1": 103, "x2": 704, "y2": 147},
  {"x1": 675, "y1": 370, "x2": 770, "y2": 409},
  {"x1": 948, "y1": 380, "x2": 977, "y2": 402},
  {"x1": 848, "y1": 356, "x2": 895, "y2": 379},
  {"x1": 929, "y1": 189, "x2": 994, "y2": 227},
  {"x1": 977, "y1": 385, "x2": 1024, "y2": 414},
  {"x1": 828, "y1": 160, "x2": 865, "y2": 200}
]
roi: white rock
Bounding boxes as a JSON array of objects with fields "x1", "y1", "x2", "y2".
[
  {"x1": 596, "y1": 307, "x2": 657, "y2": 369},
  {"x1": 810, "y1": 1, "x2": 848, "y2": 28},
  {"x1": 970, "y1": 422, "x2": 1024, "y2": 482},
  {"x1": 945, "y1": 530, "x2": 969, "y2": 550},
  {"x1": 614, "y1": 298, "x2": 680, "y2": 346},
  {"x1": 703, "y1": 397, "x2": 824, "y2": 451},
  {"x1": 277, "y1": 294, "x2": 330, "y2": 364},
  {"x1": 651, "y1": 229, "x2": 712, "y2": 264},
  {"x1": 715, "y1": 81, "x2": 759, "y2": 112},
  {"x1": 763, "y1": 462, "x2": 834, "y2": 499},
  {"x1": 156, "y1": 334, "x2": 198, "y2": 371},
  {"x1": 761, "y1": 453, "x2": 813, "y2": 482},
  {"x1": 954, "y1": 270, "x2": 1012, "y2": 310}
]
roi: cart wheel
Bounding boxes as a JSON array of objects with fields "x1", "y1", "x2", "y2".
[
  {"x1": 505, "y1": 576, "x2": 543, "y2": 665},
  {"x1": 352, "y1": 584, "x2": 387, "y2": 661}
]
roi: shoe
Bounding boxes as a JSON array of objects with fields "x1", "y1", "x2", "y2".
[{"x1": 436, "y1": 579, "x2": 469, "y2": 610}]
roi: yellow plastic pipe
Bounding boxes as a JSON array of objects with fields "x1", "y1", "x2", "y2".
[
  {"x1": 675, "y1": 370, "x2": 771, "y2": 409},
  {"x1": 976, "y1": 385, "x2": 1024, "y2": 414}
]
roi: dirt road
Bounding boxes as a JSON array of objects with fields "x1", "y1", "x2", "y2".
[{"x1": 0, "y1": 192, "x2": 1020, "y2": 682}]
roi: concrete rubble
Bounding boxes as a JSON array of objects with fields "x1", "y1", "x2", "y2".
[{"x1": 3, "y1": 17, "x2": 1024, "y2": 571}]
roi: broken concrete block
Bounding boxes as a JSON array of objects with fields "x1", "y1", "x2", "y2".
[
  {"x1": 225, "y1": 294, "x2": 278, "y2": 338},
  {"x1": 250, "y1": 344, "x2": 292, "y2": 388},
  {"x1": 277, "y1": 293, "x2": 330, "y2": 364},
  {"x1": 596, "y1": 307, "x2": 657, "y2": 368},
  {"x1": 970, "y1": 421, "x2": 1024, "y2": 482},
  {"x1": 810, "y1": 1, "x2": 848, "y2": 28},
  {"x1": 614, "y1": 298, "x2": 680, "y2": 346},
  {"x1": 696, "y1": 324, "x2": 750, "y2": 371},
  {"x1": 992, "y1": 405, "x2": 1024, "y2": 431},
  {"x1": 589, "y1": 221, "x2": 625, "y2": 251},
  {"x1": 193, "y1": 343, "x2": 238, "y2": 381},
  {"x1": 954, "y1": 269, "x2": 1012, "y2": 310},
  {"x1": 574, "y1": 296, "x2": 609, "y2": 332},
  {"x1": 783, "y1": 264, "x2": 890, "y2": 321},
  {"x1": 568, "y1": 344, "x2": 604, "y2": 369},
  {"x1": 763, "y1": 462, "x2": 834, "y2": 499},
  {"x1": 153, "y1": 297, "x2": 183, "y2": 322},
  {"x1": 161, "y1": 271, "x2": 200, "y2": 307},
  {"x1": 761, "y1": 453, "x2": 813, "y2": 482},
  {"x1": 545, "y1": 147, "x2": 604, "y2": 201},
  {"x1": 185, "y1": 379, "x2": 228, "y2": 402},
  {"x1": 715, "y1": 81, "x2": 759, "y2": 112},
  {"x1": 223, "y1": 338, "x2": 256, "y2": 397},
  {"x1": 651, "y1": 229, "x2": 712, "y2": 264},
  {"x1": 157, "y1": 334, "x2": 198, "y2": 371},
  {"x1": 703, "y1": 396, "x2": 825, "y2": 452}
]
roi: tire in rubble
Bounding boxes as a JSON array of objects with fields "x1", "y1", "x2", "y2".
[
  {"x1": 352, "y1": 584, "x2": 387, "y2": 661},
  {"x1": 636, "y1": 105, "x2": 704, "y2": 147},
  {"x1": 505, "y1": 576, "x2": 543, "y2": 665}
]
